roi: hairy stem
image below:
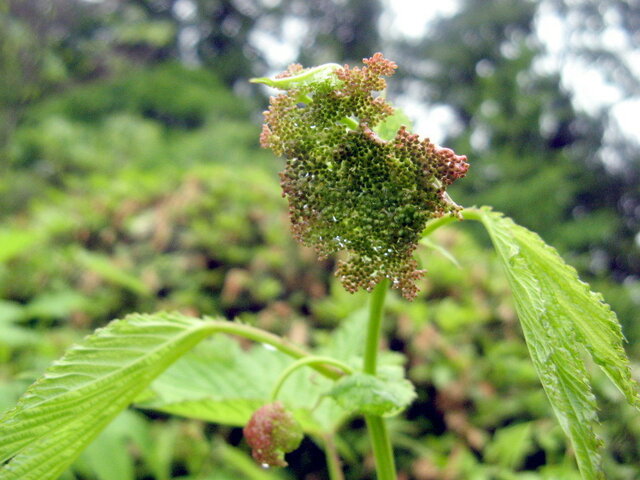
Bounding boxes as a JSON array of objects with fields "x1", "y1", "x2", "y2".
[
  {"x1": 205, "y1": 319, "x2": 343, "y2": 381},
  {"x1": 270, "y1": 356, "x2": 354, "y2": 402},
  {"x1": 362, "y1": 279, "x2": 396, "y2": 479}
]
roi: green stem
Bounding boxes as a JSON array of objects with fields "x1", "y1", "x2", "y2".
[
  {"x1": 205, "y1": 319, "x2": 343, "y2": 381},
  {"x1": 362, "y1": 279, "x2": 396, "y2": 480},
  {"x1": 323, "y1": 434, "x2": 345, "y2": 480},
  {"x1": 421, "y1": 214, "x2": 458, "y2": 237},
  {"x1": 420, "y1": 207, "x2": 482, "y2": 238},
  {"x1": 364, "y1": 415, "x2": 396, "y2": 480},
  {"x1": 460, "y1": 207, "x2": 483, "y2": 221},
  {"x1": 269, "y1": 356, "x2": 354, "y2": 402},
  {"x1": 207, "y1": 322, "x2": 351, "y2": 476},
  {"x1": 363, "y1": 279, "x2": 390, "y2": 375}
]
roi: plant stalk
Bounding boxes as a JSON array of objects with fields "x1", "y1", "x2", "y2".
[
  {"x1": 362, "y1": 279, "x2": 396, "y2": 480},
  {"x1": 323, "y1": 434, "x2": 345, "y2": 480},
  {"x1": 460, "y1": 207, "x2": 483, "y2": 221},
  {"x1": 363, "y1": 279, "x2": 390, "y2": 375},
  {"x1": 270, "y1": 356, "x2": 354, "y2": 401},
  {"x1": 205, "y1": 319, "x2": 343, "y2": 380}
]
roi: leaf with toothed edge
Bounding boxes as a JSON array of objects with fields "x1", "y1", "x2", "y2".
[
  {"x1": 327, "y1": 366, "x2": 416, "y2": 417},
  {"x1": 0, "y1": 313, "x2": 224, "y2": 480},
  {"x1": 476, "y1": 207, "x2": 640, "y2": 480}
]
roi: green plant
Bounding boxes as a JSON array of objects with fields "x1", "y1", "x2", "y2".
[{"x1": 0, "y1": 54, "x2": 638, "y2": 480}]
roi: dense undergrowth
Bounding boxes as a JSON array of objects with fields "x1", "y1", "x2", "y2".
[{"x1": 1, "y1": 63, "x2": 639, "y2": 479}]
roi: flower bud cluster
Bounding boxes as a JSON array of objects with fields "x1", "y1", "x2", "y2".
[{"x1": 259, "y1": 53, "x2": 468, "y2": 299}]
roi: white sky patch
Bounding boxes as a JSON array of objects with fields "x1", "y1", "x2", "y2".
[
  {"x1": 250, "y1": 15, "x2": 306, "y2": 71},
  {"x1": 250, "y1": 30, "x2": 298, "y2": 69},
  {"x1": 563, "y1": 61, "x2": 624, "y2": 114},
  {"x1": 258, "y1": 0, "x2": 282, "y2": 8},
  {"x1": 535, "y1": 2, "x2": 640, "y2": 145},
  {"x1": 395, "y1": 97, "x2": 461, "y2": 146},
  {"x1": 173, "y1": 0, "x2": 197, "y2": 22},
  {"x1": 381, "y1": 0, "x2": 460, "y2": 40},
  {"x1": 611, "y1": 98, "x2": 640, "y2": 142}
]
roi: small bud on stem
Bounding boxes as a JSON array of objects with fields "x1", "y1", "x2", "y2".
[{"x1": 243, "y1": 402, "x2": 304, "y2": 467}]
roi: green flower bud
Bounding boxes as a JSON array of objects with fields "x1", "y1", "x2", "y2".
[
  {"x1": 243, "y1": 402, "x2": 304, "y2": 467},
  {"x1": 255, "y1": 53, "x2": 468, "y2": 299}
]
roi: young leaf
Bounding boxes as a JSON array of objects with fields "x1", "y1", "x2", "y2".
[
  {"x1": 474, "y1": 207, "x2": 640, "y2": 479},
  {"x1": 250, "y1": 63, "x2": 342, "y2": 90},
  {"x1": 327, "y1": 366, "x2": 416, "y2": 417},
  {"x1": 0, "y1": 313, "x2": 222, "y2": 480},
  {"x1": 372, "y1": 108, "x2": 412, "y2": 141}
]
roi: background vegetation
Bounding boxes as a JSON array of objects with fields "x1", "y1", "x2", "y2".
[{"x1": 1, "y1": 0, "x2": 639, "y2": 478}]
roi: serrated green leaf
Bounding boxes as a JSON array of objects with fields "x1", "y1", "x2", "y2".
[
  {"x1": 136, "y1": 335, "x2": 348, "y2": 435},
  {"x1": 327, "y1": 367, "x2": 416, "y2": 417},
  {"x1": 138, "y1": 309, "x2": 408, "y2": 434},
  {"x1": 475, "y1": 208, "x2": 640, "y2": 479},
  {"x1": 72, "y1": 410, "x2": 148, "y2": 480},
  {"x1": 0, "y1": 313, "x2": 222, "y2": 480}
]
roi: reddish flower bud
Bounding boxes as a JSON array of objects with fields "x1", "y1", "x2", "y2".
[{"x1": 243, "y1": 402, "x2": 303, "y2": 467}]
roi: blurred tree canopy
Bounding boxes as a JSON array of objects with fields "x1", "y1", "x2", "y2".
[{"x1": 387, "y1": 0, "x2": 639, "y2": 282}]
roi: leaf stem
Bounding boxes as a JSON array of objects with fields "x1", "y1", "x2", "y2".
[
  {"x1": 421, "y1": 214, "x2": 458, "y2": 237},
  {"x1": 269, "y1": 356, "x2": 354, "y2": 402},
  {"x1": 204, "y1": 319, "x2": 343, "y2": 380},
  {"x1": 420, "y1": 207, "x2": 483, "y2": 238},
  {"x1": 460, "y1": 207, "x2": 484, "y2": 222},
  {"x1": 362, "y1": 279, "x2": 396, "y2": 479},
  {"x1": 323, "y1": 434, "x2": 345, "y2": 480}
]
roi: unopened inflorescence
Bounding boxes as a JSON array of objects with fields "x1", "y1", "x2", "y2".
[{"x1": 257, "y1": 53, "x2": 468, "y2": 299}]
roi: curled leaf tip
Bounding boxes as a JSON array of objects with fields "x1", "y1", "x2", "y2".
[{"x1": 257, "y1": 53, "x2": 469, "y2": 299}]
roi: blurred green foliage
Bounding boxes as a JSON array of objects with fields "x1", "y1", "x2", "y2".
[
  {"x1": 1, "y1": 0, "x2": 639, "y2": 478},
  {"x1": 0, "y1": 62, "x2": 636, "y2": 477}
]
